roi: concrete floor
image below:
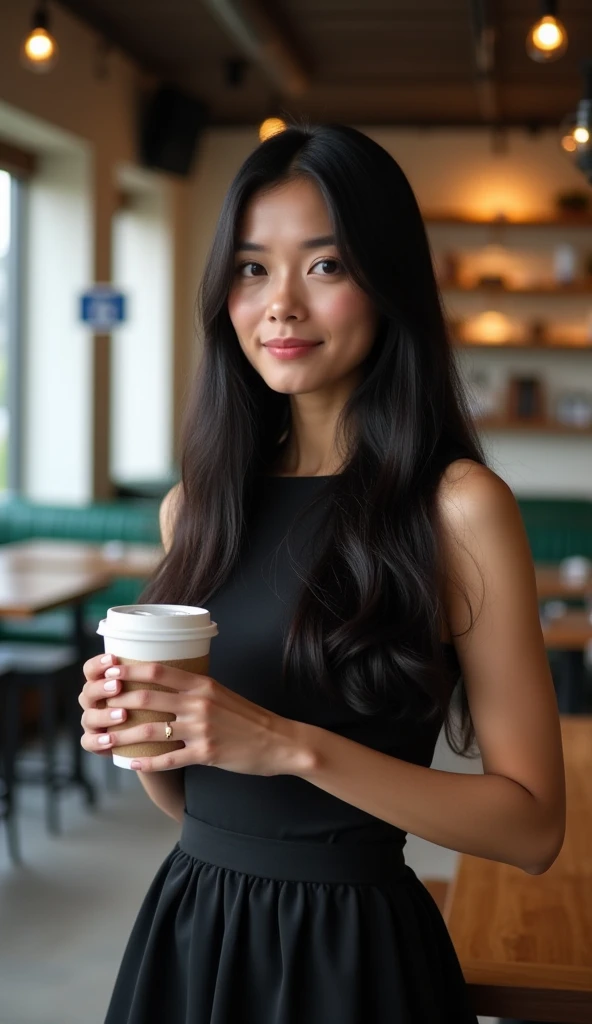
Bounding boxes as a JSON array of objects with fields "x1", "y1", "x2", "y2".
[{"x1": 0, "y1": 723, "x2": 499, "y2": 1024}]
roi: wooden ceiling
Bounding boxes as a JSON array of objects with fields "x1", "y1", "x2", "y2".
[{"x1": 56, "y1": 0, "x2": 592, "y2": 127}]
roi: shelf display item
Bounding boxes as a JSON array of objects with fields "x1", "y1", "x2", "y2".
[
  {"x1": 555, "y1": 391, "x2": 592, "y2": 427},
  {"x1": 529, "y1": 319, "x2": 547, "y2": 345},
  {"x1": 466, "y1": 370, "x2": 498, "y2": 420},
  {"x1": 507, "y1": 375, "x2": 546, "y2": 420},
  {"x1": 553, "y1": 244, "x2": 577, "y2": 284}
]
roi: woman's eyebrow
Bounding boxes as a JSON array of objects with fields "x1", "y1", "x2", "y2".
[{"x1": 235, "y1": 235, "x2": 336, "y2": 252}]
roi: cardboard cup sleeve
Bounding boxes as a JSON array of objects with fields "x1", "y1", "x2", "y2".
[{"x1": 96, "y1": 653, "x2": 210, "y2": 760}]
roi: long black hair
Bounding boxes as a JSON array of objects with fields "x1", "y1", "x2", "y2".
[{"x1": 140, "y1": 121, "x2": 488, "y2": 756}]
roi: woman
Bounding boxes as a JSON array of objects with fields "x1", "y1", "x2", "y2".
[{"x1": 79, "y1": 122, "x2": 566, "y2": 1023}]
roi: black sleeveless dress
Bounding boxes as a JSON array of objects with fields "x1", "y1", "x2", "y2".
[{"x1": 104, "y1": 473, "x2": 478, "y2": 1024}]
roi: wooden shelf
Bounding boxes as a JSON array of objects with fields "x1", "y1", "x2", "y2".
[
  {"x1": 441, "y1": 283, "x2": 592, "y2": 295},
  {"x1": 475, "y1": 417, "x2": 592, "y2": 434},
  {"x1": 456, "y1": 340, "x2": 592, "y2": 351},
  {"x1": 425, "y1": 213, "x2": 592, "y2": 227}
]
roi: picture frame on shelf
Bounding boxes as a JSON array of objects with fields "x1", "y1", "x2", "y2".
[{"x1": 507, "y1": 375, "x2": 546, "y2": 421}]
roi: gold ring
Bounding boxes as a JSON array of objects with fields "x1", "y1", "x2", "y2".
[{"x1": 165, "y1": 722, "x2": 173, "y2": 740}]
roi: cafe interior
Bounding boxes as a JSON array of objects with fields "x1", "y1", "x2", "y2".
[{"x1": 1, "y1": 1, "x2": 591, "y2": 1022}]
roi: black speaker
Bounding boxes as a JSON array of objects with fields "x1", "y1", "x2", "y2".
[{"x1": 139, "y1": 85, "x2": 208, "y2": 176}]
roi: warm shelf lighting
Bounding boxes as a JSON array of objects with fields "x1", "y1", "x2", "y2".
[
  {"x1": 259, "y1": 118, "x2": 287, "y2": 142},
  {"x1": 21, "y1": 3, "x2": 59, "y2": 73},
  {"x1": 468, "y1": 311, "x2": 516, "y2": 345},
  {"x1": 526, "y1": 2, "x2": 568, "y2": 63}
]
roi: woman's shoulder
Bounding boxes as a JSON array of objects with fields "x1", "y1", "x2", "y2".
[
  {"x1": 436, "y1": 458, "x2": 518, "y2": 539},
  {"x1": 159, "y1": 482, "x2": 183, "y2": 553}
]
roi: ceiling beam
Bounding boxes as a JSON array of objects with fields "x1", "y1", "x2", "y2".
[
  {"x1": 201, "y1": 0, "x2": 310, "y2": 96},
  {"x1": 468, "y1": 0, "x2": 500, "y2": 123},
  {"x1": 209, "y1": 112, "x2": 556, "y2": 129}
]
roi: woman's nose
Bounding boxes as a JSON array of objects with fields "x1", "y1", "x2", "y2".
[{"x1": 266, "y1": 276, "x2": 307, "y2": 322}]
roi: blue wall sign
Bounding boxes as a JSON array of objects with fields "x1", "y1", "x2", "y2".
[{"x1": 80, "y1": 285, "x2": 127, "y2": 331}]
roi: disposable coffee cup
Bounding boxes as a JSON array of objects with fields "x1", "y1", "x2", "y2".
[{"x1": 96, "y1": 605, "x2": 218, "y2": 769}]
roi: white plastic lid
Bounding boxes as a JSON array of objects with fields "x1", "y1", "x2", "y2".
[{"x1": 96, "y1": 604, "x2": 218, "y2": 642}]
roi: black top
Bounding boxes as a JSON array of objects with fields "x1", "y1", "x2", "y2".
[
  {"x1": 184, "y1": 473, "x2": 461, "y2": 847},
  {"x1": 105, "y1": 469, "x2": 478, "y2": 1024}
]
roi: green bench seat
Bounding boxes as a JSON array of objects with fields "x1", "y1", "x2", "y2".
[
  {"x1": 0, "y1": 497, "x2": 162, "y2": 644},
  {"x1": 516, "y1": 499, "x2": 592, "y2": 561},
  {"x1": 0, "y1": 494, "x2": 589, "y2": 645}
]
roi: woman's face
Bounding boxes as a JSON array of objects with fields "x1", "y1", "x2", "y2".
[{"x1": 227, "y1": 177, "x2": 379, "y2": 398}]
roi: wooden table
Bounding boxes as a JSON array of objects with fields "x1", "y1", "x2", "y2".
[
  {"x1": 0, "y1": 544, "x2": 163, "y2": 810},
  {"x1": 536, "y1": 564, "x2": 592, "y2": 601},
  {"x1": 0, "y1": 566, "x2": 113, "y2": 619},
  {"x1": 444, "y1": 716, "x2": 592, "y2": 1024},
  {"x1": 0, "y1": 539, "x2": 164, "y2": 580},
  {"x1": 0, "y1": 567, "x2": 112, "y2": 809}
]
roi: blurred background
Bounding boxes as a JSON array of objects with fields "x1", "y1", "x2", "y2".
[{"x1": 1, "y1": 2, "x2": 592, "y2": 1023}]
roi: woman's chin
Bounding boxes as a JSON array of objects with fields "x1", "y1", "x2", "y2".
[{"x1": 261, "y1": 370, "x2": 322, "y2": 395}]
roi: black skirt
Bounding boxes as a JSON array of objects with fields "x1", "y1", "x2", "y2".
[{"x1": 104, "y1": 812, "x2": 478, "y2": 1023}]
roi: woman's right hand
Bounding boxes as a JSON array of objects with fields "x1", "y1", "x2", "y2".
[{"x1": 78, "y1": 652, "x2": 127, "y2": 756}]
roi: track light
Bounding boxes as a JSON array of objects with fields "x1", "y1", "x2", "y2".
[
  {"x1": 559, "y1": 60, "x2": 592, "y2": 184},
  {"x1": 526, "y1": 1, "x2": 568, "y2": 63},
  {"x1": 21, "y1": 2, "x2": 59, "y2": 74}
]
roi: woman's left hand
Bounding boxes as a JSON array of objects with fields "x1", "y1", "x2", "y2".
[{"x1": 102, "y1": 661, "x2": 314, "y2": 776}]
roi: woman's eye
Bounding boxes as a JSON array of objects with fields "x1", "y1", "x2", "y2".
[
  {"x1": 235, "y1": 258, "x2": 343, "y2": 278},
  {"x1": 237, "y1": 262, "x2": 265, "y2": 277},
  {"x1": 311, "y1": 258, "x2": 343, "y2": 276}
]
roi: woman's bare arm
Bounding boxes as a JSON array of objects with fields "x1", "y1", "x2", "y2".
[
  {"x1": 293, "y1": 462, "x2": 566, "y2": 874},
  {"x1": 135, "y1": 482, "x2": 186, "y2": 824}
]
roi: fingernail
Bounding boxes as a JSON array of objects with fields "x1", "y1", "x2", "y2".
[
  {"x1": 98, "y1": 734, "x2": 111, "y2": 745},
  {"x1": 104, "y1": 680, "x2": 118, "y2": 692},
  {"x1": 105, "y1": 667, "x2": 121, "y2": 677},
  {"x1": 110, "y1": 709, "x2": 124, "y2": 720},
  {"x1": 101, "y1": 654, "x2": 113, "y2": 665}
]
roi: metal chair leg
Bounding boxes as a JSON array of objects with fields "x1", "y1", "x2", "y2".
[
  {"x1": 67, "y1": 674, "x2": 97, "y2": 808},
  {"x1": 0, "y1": 676, "x2": 22, "y2": 865},
  {"x1": 40, "y1": 675, "x2": 60, "y2": 835},
  {"x1": 555, "y1": 650, "x2": 585, "y2": 713}
]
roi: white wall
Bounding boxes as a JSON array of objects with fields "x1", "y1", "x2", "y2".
[{"x1": 111, "y1": 174, "x2": 173, "y2": 482}]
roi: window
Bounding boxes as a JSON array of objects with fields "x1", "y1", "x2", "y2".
[{"x1": 0, "y1": 169, "x2": 23, "y2": 495}]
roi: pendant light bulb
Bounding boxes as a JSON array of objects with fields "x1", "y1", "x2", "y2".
[
  {"x1": 258, "y1": 118, "x2": 287, "y2": 142},
  {"x1": 526, "y1": 3, "x2": 568, "y2": 63},
  {"x1": 21, "y1": 3, "x2": 59, "y2": 73}
]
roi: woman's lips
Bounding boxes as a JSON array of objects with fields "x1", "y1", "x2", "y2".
[{"x1": 264, "y1": 343, "x2": 323, "y2": 360}]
